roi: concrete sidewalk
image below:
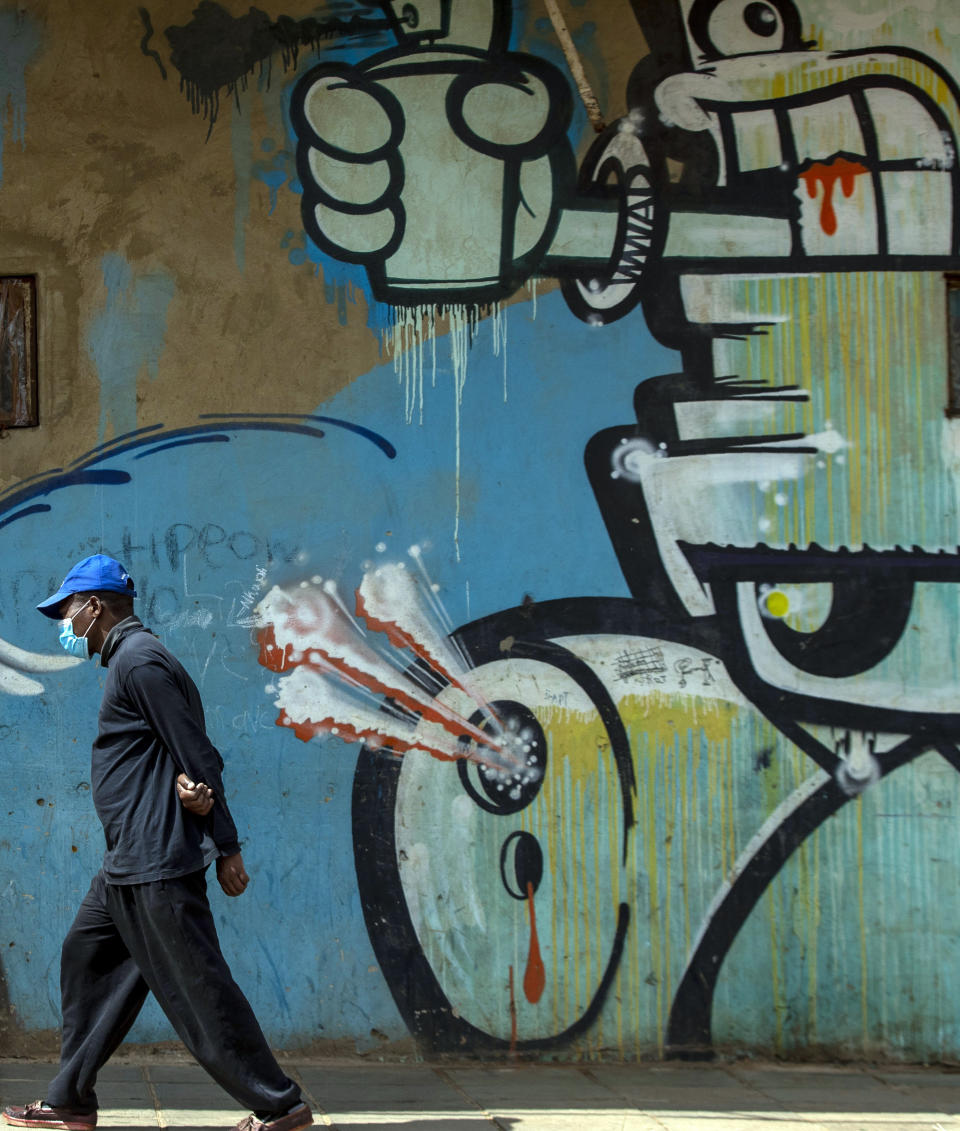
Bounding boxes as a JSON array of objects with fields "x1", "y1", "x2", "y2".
[{"x1": 3, "y1": 1057, "x2": 960, "y2": 1131}]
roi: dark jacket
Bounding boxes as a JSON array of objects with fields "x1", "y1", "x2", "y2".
[{"x1": 93, "y1": 616, "x2": 241, "y2": 883}]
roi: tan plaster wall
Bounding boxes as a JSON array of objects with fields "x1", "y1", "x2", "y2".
[{"x1": 0, "y1": 0, "x2": 643, "y2": 493}]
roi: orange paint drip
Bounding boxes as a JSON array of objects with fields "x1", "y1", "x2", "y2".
[
  {"x1": 508, "y1": 965, "x2": 518, "y2": 1056},
  {"x1": 799, "y1": 156, "x2": 869, "y2": 236},
  {"x1": 522, "y1": 881, "x2": 546, "y2": 1004}
]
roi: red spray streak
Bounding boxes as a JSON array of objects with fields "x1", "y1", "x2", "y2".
[
  {"x1": 522, "y1": 881, "x2": 546, "y2": 1004},
  {"x1": 304, "y1": 647, "x2": 502, "y2": 753},
  {"x1": 355, "y1": 587, "x2": 507, "y2": 740},
  {"x1": 356, "y1": 589, "x2": 473, "y2": 695},
  {"x1": 508, "y1": 965, "x2": 518, "y2": 1056},
  {"x1": 257, "y1": 625, "x2": 506, "y2": 765},
  {"x1": 799, "y1": 156, "x2": 869, "y2": 236}
]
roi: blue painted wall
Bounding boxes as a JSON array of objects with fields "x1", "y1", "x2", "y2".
[{"x1": 2, "y1": 0, "x2": 960, "y2": 1062}]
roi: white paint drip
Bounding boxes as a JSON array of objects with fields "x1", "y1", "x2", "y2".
[
  {"x1": 491, "y1": 302, "x2": 508, "y2": 403},
  {"x1": 384, "y1": 302, "x2": 511, "y2": 558}
]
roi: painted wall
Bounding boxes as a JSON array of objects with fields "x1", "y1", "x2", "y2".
[{"x1": 1, "y1": 0, "x2": 959, "y2": 1062}]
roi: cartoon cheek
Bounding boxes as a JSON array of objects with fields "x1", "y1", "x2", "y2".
[{"x1": 389, "y1": 654, "x2": 632, "y2": 1044}]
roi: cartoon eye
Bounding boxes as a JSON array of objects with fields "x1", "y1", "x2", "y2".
[
  {"x1": 753, "y1": 577, "x2": 913, "y2": 678},
  {"x1": 688, "y1": 0, "x2": 804, "y2": 60},
  {"x1": 456, "y1": 700, "x2": 546, "y2": 816}
]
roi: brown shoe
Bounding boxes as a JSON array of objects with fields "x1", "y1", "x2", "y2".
[
  {"x1": 233, "y1": 1102, "x2": 313, "y2": 1131},
  {"x1": 2, "y1": 1102, "x2": 96, "y2": 1130}
]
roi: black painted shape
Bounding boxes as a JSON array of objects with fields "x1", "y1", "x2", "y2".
[
  {"x1": 666, "y1": 736, "x2": 927, "y2": 1057},
  {"x1": 682, "y1": 541, "x2": 960, "y2": 581},
  {"x1": 687, "y1": 0, "x2": 806, "y2": 61},
  {"x1": 0, "y1": 503, "x2": 51, "y2": 531},
  {"x1": 681, "y1": 542, "x2": 917, "y2": 680},
  {"x1": 755, "y1": 576, "x2": 914, "y2": 679},
  {"x1": 458, "y1": 699, "x2": 547, "y2": 816},
  {"x1": 559, "y1": 118, "x2": 668, "y2": 325},
  {"x1": 134, "y1": 434, "x2": 231, "y2": 458},
  {"x1": 162, "y1": 1, "x2": 393, "y2": 127},
  {"x1": 351, "y1": 623, "x2": 637, "y2": 1054},
  {"x1": 500, "y1": 830, "x2": 543, "y2": 901},
  {"x1": 138, "y1": 8, "x2": 167, "y2": 79}
]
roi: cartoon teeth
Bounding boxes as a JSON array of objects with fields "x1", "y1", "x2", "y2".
[{"x1": 653, "y1": 50, "x2": 959, "y2": 264}]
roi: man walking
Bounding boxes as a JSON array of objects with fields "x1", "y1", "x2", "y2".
[{"x1": 2, "y1": 554, "x2": 312, "y2": 1131}]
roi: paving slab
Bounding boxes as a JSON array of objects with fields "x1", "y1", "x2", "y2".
[
  {"x1": 6, "y1": 1058, "x2": 960, "y2": 1131},
  {"x1": 294, "y1": 1065, "x2": 464, "y2": 1112},
  {"x1": 590, "y1": 1063, "x2": 776, "y2": 1112},
  {"x1": 444, "y1": 1064, "x2": 625, "y2": 1110}
]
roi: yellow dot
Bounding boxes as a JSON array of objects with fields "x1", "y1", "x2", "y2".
[{"x1": 764, "y1": 589, "x2": 790, "y2": 618}]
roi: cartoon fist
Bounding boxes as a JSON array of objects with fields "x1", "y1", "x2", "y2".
[{"x1": 291, "y1": 0, "x2": 576, "y2": 305}]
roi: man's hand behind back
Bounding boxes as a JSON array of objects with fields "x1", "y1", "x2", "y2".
[
  {"x1": 176, "y1": 773, "x2": 214, "y2": 815},
  {"x1": 216, "y1": 852, "x2": 250, "y2": 897},
  {"x1": 176, "y1": 775, "x2": 248, "y2": 895}
]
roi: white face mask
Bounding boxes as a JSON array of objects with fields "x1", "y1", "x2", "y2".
[{"x1": 58, "y1": 599, "x2": 93, "y2": 661}]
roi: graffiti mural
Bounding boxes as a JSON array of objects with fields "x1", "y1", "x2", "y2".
[
  {"x1": 239, "y1": 0, "x2": 960, "y2": 1057},
  {"x1": 3, "y1": 0, "x2": 955, "y2": 1061}
]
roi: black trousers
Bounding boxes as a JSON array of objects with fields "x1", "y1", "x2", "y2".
[{"x1": 46, "y1": 869, "x2": 301, "y2": 1117}]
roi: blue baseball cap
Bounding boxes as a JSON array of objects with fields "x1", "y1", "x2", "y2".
[{"x1": 37, "y1": 554, "x2": 137, "y2": 618}]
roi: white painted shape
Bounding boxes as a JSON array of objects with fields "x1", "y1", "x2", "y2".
[
  {"x1": 313, "y1": 200, "x2": 395, "y2": 255},
  {"x1": 553, "y1": 633, "x2": 750, "y2": 710},
  {"x1": 0, "y1": 636, "x2": 81, "y2": 673},
  {"x1": 882, "y1": 171, "x2": 953, "y2": 255},
  {"x1": 655, "y1": 70, "x2": 733, "y2": 132},
  {"x1": 864, "y1": 87, "x2": 952, "y2": 165},
  {"x1": 358, "y1": 564, "x2": 465, "y2": 685},
  {"x1": 788, "y1": 96, "x2": 866, "y2": 164},
  {"x1": 460, "y1": 76, "x2": 552, "y2": 146},
  {"x1": 679, "y1": 272, "x2": 814, "y2": 324},
  {"x1": 732, "y1": 108, "x2": 782, "y2": 171},
  {"x1": 307, "y1": 148, "x2": 392, "y2": 206},
  {"x1": 700, "y1": 0, "x2": 787, "y2": 58},
  {"x1": 680, "y1": 769, "x2": 831, "y2": 972},
  {"x1": 381, "y1": 71, "x2": 506, "y2": 285},
  {"x1": 637, "y1": 450, "x2": 812, "y2": 617},
  {"x1": 941, "y1": 418, "x2": 960, "y2": 549},
  {"x1": 0, "y1": 663, "x2": 44, "y2": 695},
  {"x1": 664, "y1": 212, "x2": 793, "y2": 259},
  {"x1": 302, "y1": 76, "x2": 394, "y2": 156},
  {"x1": 546, "y1": 206, "x2": 621, "y2": 262},
  {"x1": 675, "y1": 399, "x2": 793, "y2": 439},
  {"x1": 514, "y1": 157, "x2": 556, "y2": 259}
]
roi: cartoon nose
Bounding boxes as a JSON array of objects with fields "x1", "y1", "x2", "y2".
[{"x1": 500, "y1": 830, "x2": 543, "y2": 900}]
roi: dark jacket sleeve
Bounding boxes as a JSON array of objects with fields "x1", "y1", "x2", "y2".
[{"x1": 123, "y1": 660, "x2": 242, "y2": 856}]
